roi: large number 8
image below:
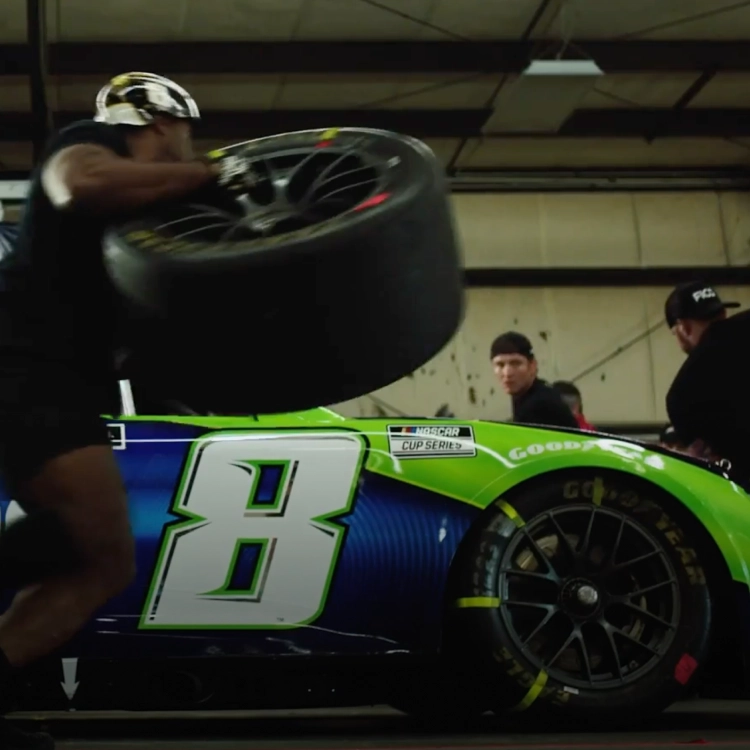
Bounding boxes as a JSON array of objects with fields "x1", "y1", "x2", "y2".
[{"x1": 140, "y1": 431, "x2": 365, "y2": 629}]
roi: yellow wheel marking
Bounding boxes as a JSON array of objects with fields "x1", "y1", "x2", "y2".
[
  {"x1": 454, "y1": 596, "x2": 500, "y2": 608},
  {"x1": 496, "y1": 499, "x2": 525, "y2": 527},
  {"x1": 592, "y1": 476, "x2": 605, "y2": 506},
  {"x1": 508, "y1": 670, "x2": 548, "y2": 712}
]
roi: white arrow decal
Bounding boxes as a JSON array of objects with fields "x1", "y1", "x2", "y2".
[{"x1": 61, "y1": 658, "x2": 79, "y2": 701}]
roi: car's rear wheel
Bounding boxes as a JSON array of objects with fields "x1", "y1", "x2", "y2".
[
  {"x1": 103, "y1": 127, "x2": 464, "y2": 415},
  {"x1": 451, "y1": 469, "x2": 712, "y2": 724}
]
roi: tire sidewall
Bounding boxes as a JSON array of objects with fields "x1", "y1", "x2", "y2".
[
  {"x1": 458, "y1": 469, "x2": 712, "y2": 717},
  {"x1": 106, "y1": 127, "x2": 444, "y2": 270}
]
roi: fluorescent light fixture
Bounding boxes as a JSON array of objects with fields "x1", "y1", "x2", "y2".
[
  {"x1": 0, "y1": 180, "x2": 30, "y2": 201},
  {"x1": 483, "y1": 58, "x2": 604, "y2": 134}
]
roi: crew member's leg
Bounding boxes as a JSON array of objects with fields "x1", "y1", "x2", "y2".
[
  {"x1": 0, "y1": 445, "x2": 135, "y2": 667},
  {"x1": 0, "y1": 373, "x2": 135, "y2": 749},
  {"x1": 0, "y1": 510, "x2": 80, "y2": 589}
]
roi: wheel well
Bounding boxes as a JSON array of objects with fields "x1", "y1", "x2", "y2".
[{"x1": 441, "y1": 467, "x2": 747, "y2": 694}]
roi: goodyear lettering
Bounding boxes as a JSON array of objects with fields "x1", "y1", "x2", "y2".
[
  {"x1": 150, "y1": 238, "x2": 199, "y2": 254},
  {"x1": 126, "y1": 229, "x2": 210, "y2": 255},
  {"x1": 238, "y1": 216, "x2": 339, "y2": 250},
  {"x1": 562, "y1": 479, "x2": 622, "y2": 504},
  {"x1": 664, "y1": 530, "x2": 706, "y2": 585},
  {"x1": 508, "y1": 440, "x2": 597, "y2": 461},
  {"x1": 563, "y1": 480, "x2": 600, "y2": 500},
  {"x1": 125, "y1": 230, "x2": 164, "y2": 249},
  {"x1": 618, "y1": 490, "x2": 640, "y2": 508},
  {"x1": 496, "y1": 647, "x2": 522, "y2": 671},
  {"x1": 125, "y1": 230, "x2": 152, "y2": 242},
  {"x1": 509, "y1": 438, "x2": 649, "y2": 464},
  {"x1": 563, "y1": 480, "x2": 579, "y2": 500},
  {"x1": 552, "y1": 688, "x2": 577, "y2": 706}
]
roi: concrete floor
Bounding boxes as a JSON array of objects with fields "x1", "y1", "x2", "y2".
[{"x1": 9, "y1": 700, "x2": 750, "y2": 749}]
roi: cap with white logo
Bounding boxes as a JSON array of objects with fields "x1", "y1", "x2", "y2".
[{"x1": 664, "y1": 281, "x2": 740, "y2": 328}]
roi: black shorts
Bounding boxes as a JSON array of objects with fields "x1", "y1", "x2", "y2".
[{"x1": 0, "y1": 359, "x2": 115, "y2": 492}]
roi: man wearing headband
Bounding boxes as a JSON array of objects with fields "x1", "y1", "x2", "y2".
[{"x1": 490, "y1": 332, "x2": 579, "y2": 429}]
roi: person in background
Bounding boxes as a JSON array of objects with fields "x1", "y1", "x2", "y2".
[
  {"x1": 490, "y1": 331, "x2": 579, "y2": 429},
  {"x1": 657, "y1": 423, "x2": 718, "y2": 462},
  {"x1": 552, "y1": 380, "x2": 595, "y2": 431},
  {"x1": 658, "y1": 424, "x2": 689, "y2": 453},
  {"x1": 664, "y1": 280, "x2": 749, "y2": 476}
]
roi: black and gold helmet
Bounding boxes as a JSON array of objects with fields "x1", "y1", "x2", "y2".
[{"x1": 94, "y1": 72, "x2": 200, "y2": 126}]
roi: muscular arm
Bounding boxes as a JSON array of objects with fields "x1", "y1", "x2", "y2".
[{"x1": 42, "y1": 144, "x2": 219, "y2": 214}]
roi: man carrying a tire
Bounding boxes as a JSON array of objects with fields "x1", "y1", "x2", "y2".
[
  {"x1": 665, "y1": 281, "x2": 750, "y2": 478},
  {"x1": 0, "y1": 72, "x2": 251, "y2": 749},
  {"x1": 490, "y1": 331, "x2": 579, "y2": 429}
]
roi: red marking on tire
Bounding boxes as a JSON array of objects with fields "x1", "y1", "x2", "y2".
[
  {"x1": 674, "y1": 652, "x2": 698, "y2": 685},
  {"x1": 355, "y1": 192, "x2": 391, "y2": 211}
]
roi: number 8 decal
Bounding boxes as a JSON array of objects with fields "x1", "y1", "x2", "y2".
[{"x1": 140, "y1": 431, "x2": 365, "y2": 629}]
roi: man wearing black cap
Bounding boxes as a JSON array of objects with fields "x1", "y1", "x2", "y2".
[
  {"x1": 664, "y1": 281, "x2": 749, "y2": 475},
  {"x1": 490, "y1": 331, "x2": 579, "y2": 429}
]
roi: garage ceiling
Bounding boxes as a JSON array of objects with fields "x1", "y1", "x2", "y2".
[{"x1": 3, "y1": 0, "x2": 750, "y2": 173}]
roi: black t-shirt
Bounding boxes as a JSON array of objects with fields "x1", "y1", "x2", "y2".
[
  {"x1": 666, "y1": 309, "x2": 750, "y2": 477},
  {"x1": 512, "y1": 378, "x2": 580, "y2": 429},
  {"x1": 0, "y1": 120, "x2": 131, "y2": 380}
]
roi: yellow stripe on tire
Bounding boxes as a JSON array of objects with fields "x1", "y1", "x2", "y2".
[
  {"x1": 496, "y1": 499, "x2": 525, "y2": 527},
  {"x1": 454, "y1": 596, "x2": 500, "y2": 608},
  {"x1": 508, "y1": 670, "x2": 548, "y2": 712}
]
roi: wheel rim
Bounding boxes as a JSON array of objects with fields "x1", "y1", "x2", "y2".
[
  {"x1": 497, "y1": 504, "x2": 681, "y2": 690},
  {"x1": 147, "y1": 142, "x2": 395, "y2": 248}
]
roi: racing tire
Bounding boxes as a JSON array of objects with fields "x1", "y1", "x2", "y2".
[
  {"x1": 451, "y1": 469, "x2": 712, "y2": 725},
  {"x1": 103, "y1": 127, "x2": 464, "y2": 415}
]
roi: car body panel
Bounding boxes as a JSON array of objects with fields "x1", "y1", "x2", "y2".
[{"x1": 1, "y1": 407, "x2": 748, "y2": 665}]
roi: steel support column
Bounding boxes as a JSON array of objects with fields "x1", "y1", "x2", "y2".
[{"x1": 26, "y1": 0, "x2": 51, "y2": 163}]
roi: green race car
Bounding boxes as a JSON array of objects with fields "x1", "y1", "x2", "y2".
[{"x1": 3, "y1": 392, "x2": 749, "y2": 722}]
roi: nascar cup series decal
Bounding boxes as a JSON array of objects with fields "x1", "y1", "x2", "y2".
[{"x1": 387, "y1": 424, "x2": 476, "y2": 459}]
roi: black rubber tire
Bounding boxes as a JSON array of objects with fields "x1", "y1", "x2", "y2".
[
  {"x1": 451, "y1": 469, "x2": 713, "y2": 725},
  {"x1": 103, "y1": 127, "x2": 464, "y2": 414}
]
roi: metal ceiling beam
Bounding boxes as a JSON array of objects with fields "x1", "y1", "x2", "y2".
[
  {"x1": 4, "y1": 169, "x2": 750, "y2": 198},
  {"x1": 2, "y1": 40, "x2": 750, "y2": 76},
  {"x1": 559, "y1": 108, "x2": 750, "y2": 138},
  {"x1": 464, "y1": 266, "x2": 750, "y2": 288},
  {"x1": 644, "y1": 68, "x2": 718, "y2": 144},
  {"x1": 2, "y1": 108, "x2": 750, "y2": 142},
  {"x1": 25, "y1": 0, "x2": 51, "y2": 162},
  {"x1": 450, "y1": 169, "x2": 750, "y2": 192},
  {"x1": 0, "y1": 109, "x2": 488, "y2": 141}
]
